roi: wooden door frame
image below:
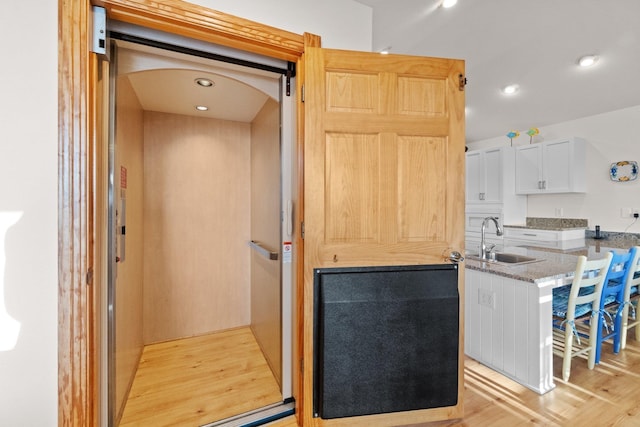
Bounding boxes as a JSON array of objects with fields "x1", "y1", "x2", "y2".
[{"x1": 59, "y1": 1, "x2": 317, "y2": 424}]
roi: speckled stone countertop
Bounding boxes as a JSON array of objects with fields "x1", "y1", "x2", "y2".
[
  {"x1": 464, "y1": 233, "x2": 640, "y2": 285},
  {"x1": 503, "y1": 217, "x2": 588, "y2": 231}
]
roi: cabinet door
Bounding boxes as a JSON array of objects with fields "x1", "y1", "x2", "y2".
[
  {"x1": 465, "y1": 151, "x2": 483, "y2": 202},
  {"x1": 515, "y1": 144, "x2": 542, "y2": 194},
  {"x1": 466, "y1": 147, "x2": 503, "y2": 203},
  {"x1": 515, "y1": 138, "x2": 586, "y2": 194},
  {"x1": 482, "y1": 148, "x2": 503, "y2": 203},
  {"x1": 304, "y1": 47, "x2": 465, "y2": 425},
  {"x1": 543, "y1": 139, "x2": 572, "y2": 192}
]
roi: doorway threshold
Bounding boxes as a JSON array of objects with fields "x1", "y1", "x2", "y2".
[{"x1": 201, "y1": 399, "x2": 295, "y2": 427}]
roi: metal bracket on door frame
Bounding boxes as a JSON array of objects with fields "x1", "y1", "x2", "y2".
[
  {"x1": 286, "y1": 62, "x2": 296, "y2": 96},
  {"x1": 90, "y1": 6, "x2": 109, "y2": 60}
]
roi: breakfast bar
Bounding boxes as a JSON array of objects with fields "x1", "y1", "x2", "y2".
[{"x1": 464, "y1": 234, "x2": 640, "y2": 394}]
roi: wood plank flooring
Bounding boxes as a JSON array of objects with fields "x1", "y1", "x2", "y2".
[
  {"x1": 120, "y1": 328, "x2": 640, "y2": 426},
  {"x1": 269, "y1": 332, "x2": 640, "y2": 427},
  {"x1": 119, "y1": 327, "x2": 282, "y2": 427}
]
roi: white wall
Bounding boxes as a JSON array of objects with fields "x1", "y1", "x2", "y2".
[
  {"x1": 193, "y1": 0, "x2": 372, "y2": 51},
  {"x1": 0, "y1": 0, "x2": 371, "y2": 425},
  {"x1": 468, "y1": 105, "x2": 640, "y2": 233},
  {"x1": 0, "y1": 1, "x2": 58, "y2": 425}
]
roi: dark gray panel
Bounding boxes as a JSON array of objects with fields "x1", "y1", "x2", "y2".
[{"x1": 313, "y1": 264, "x2": 459, "y2": 419}]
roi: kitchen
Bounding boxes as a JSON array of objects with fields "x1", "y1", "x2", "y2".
[{"x1": 464, "y1": 130, "x2": 640, "y2": 393}]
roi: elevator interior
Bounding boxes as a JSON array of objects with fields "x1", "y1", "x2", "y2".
[{"x1": 105, "y1": 25, "x2": 295, "y2": 426}]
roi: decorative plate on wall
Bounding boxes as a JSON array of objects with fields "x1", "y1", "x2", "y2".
[{"x1": 610, "y1": 160, "x2": 638, "y2": 182}]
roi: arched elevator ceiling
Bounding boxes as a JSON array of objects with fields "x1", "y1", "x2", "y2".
[{"x1": 116, "y1": 40, "x2": 281, "y2": 122}]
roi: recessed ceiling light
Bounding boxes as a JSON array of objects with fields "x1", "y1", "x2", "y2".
[
  {"x1": 442, "y1": 0, "x2": 457, "y2": 8},
  {"x1": 501, "y1": 84, "x2": 520, "y2": 95},
  {"x1": 577, "y1": 55, "x2": 599, "y2": 67},
  {"x1": 194, "y1": 78, "x2": 215, "y2": 87},
  {"x1": 195, "y1": 105, "x2": 209, "y2": 111}
]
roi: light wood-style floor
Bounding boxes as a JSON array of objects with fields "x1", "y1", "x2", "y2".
[
  {"x1": 269, "y1": 331, "x2": 640, "y2": 427},
  {"x1": 119, "y1": 327, "x2": 640, "y2": 427},
  {"x1": 119, "y1": 327, "x2": 282, "y2": 426}
]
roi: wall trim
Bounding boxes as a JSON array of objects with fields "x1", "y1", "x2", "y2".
[{"x1": 95, "y1": 0, "x2": 305, "y2": 61}]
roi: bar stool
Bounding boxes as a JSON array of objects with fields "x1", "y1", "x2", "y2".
[
  {"x1": 552, "y1": 252, "x2": 613, "y2": 381},
  {"x1": 595, "y1": 249, "x2": 634, "y2": 363},
  {"x1": 620, "y1": 246, "x2": 640, "y2": 350}
]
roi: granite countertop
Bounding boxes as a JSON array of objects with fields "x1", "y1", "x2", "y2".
[
  {"x1": 464, "y1": 236, "x2": 640, "y2": 286},
  {"x1": 504, "y1": 224, "x2": 588, "y2": 231},
  {"x1": 503, "y1": 217, "x2": 588, "y2": 231}
]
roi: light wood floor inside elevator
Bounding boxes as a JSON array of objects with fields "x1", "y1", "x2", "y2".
[{"x1": 119, "y1": 327, "x2": 282, "y2": 426}]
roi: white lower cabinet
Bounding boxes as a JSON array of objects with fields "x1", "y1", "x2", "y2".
[{"x1": 464, "y1": 268, "x2": 555, "y2": 394}]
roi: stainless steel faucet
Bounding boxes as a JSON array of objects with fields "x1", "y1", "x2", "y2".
[{"x1": 480, "y1": 216, "x2": 503, "y2": 259}]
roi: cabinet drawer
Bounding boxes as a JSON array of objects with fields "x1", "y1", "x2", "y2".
[
  {"x1": 504, "y1": 228, "x2": 561, "y2": 241},
  {"x1": 503, "y1": 227, "x2": 585, "y2": 249}
]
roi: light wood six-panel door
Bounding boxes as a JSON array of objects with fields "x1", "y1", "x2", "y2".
[{"x1": 302, "y1": 47, "x2": 466, "y2": 426}]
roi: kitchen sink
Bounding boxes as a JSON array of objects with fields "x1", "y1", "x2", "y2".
[{"x1": 466, "y1": 252, "x2": 542, "y2": 266}]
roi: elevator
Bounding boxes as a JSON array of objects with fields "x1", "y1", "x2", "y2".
[{"x1": 103, "y1": 22, "x2": 296, "y2": 427}]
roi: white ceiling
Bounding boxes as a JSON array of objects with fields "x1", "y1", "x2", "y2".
[
  {"x1": 122, "y1": 1, "x2": 640, "y2": 142},
  {"x1": 355, "y1": 0, "x2": 640, "y2": 143}
]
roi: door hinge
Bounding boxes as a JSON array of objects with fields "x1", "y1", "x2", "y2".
[
  {"x1": 91, "y1": 6, "x2": 107, "y2": 56},
  {"x1": 86, "y1": 268, "x2": 94, "y2": 286},
  {"x1": 459, "y1": 74, "x2": 467, "y2": 91},
  {"x1": 301, "y1": 85, "x2": 305, "y2": 103},
  {"x1": 301, "y1": 221, "x2": 305, "y2": 239}
]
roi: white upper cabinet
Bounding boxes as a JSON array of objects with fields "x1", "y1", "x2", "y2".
[
  {"x1": 465, "y1": 146, "x2": 527, "y2": 247},
  {"x1": 466, "y1": 146, "x2": 515, "y2": 204},
  {"x1": 515, "y1": 137, "x2": 586, "y2": 194}
]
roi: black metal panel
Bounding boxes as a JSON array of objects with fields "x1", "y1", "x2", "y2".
[{"x1": 313, "y1": 264, "x2": 459, "y2": 419}]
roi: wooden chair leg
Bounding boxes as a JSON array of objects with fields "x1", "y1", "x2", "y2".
[
  {"x1": 621, "y1": 305, "x2": 629, "y2": 350},
  {"x1": 588, "y1": 319, "x2": 599, "y2": 370},
  {"x1": 595, "y1": 313, "x2": 604, "y2": 364},
  {"x1": 613, "y1": 309, "x2": 624, "y2": 354},
  {"x1": 563, "y1": 327, "x2": 573, "y2": 381}
]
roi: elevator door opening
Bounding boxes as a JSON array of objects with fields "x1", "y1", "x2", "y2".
[{"x1": 106, "y1": 31, "x2": 295, "y2": 426}]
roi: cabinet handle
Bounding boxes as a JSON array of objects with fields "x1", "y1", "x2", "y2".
[
  {"x1": 542, "y1": 180, "x2": 546, "y2": 189},
  {"x1": 479, "y1": 192, "x2": 485, "y2": 200},
  {"x1": 523, "y1": 233, "x2": 537, "y2": 236}
]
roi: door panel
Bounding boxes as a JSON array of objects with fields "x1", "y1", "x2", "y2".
[
  {"x1": 303, "y1": 47, "x2": 465, "y2": 426},
  {"x1": 250, "y1": 97, "x2": 282, "y2": 387},
  {"x1": 397, "y1": 136, "x2": 447, "y2": 242},
  {"x1": 324, "y1": 133, "x2": 379, "y2": 243}
]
